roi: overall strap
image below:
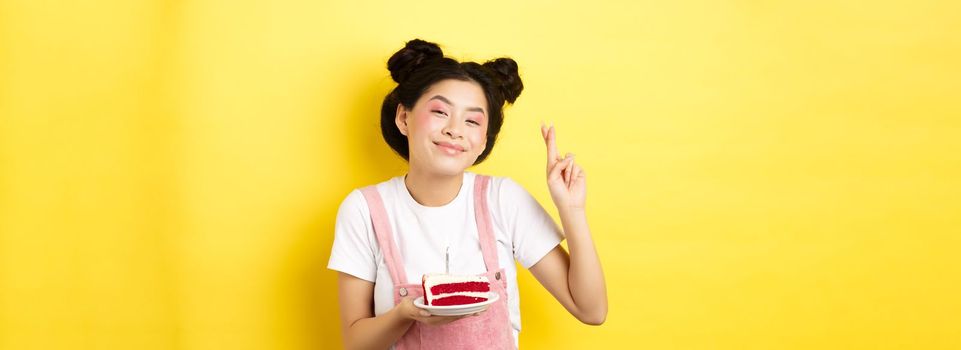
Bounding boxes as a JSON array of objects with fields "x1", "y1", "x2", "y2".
[
  {"x1": 472, "y1": 175, "x2": 501, "y2": 272},
  {"x1": 359, "y1": 186, "x2": 409, "y2": 285}
]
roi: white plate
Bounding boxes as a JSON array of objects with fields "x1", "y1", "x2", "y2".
[{"x1": 413, "y1": 292, "x2": 499, "y2": 316}]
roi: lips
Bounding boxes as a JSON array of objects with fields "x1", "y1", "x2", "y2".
[{"x1": 434, "y1": 141, "x2": 465, "y2": 152}]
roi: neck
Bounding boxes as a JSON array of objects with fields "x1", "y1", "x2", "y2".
[{"x1": 404, "y1": 168, "x2": 463, "y2": 207}]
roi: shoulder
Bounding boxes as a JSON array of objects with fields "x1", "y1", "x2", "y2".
[
  {"x1": 472, "y1": 173, "x2": 539, "y2": 211},
  {"x1": 481, "y1": 174, "x2": 531, "y2": 199},
  {"x1": 335, "y1": 176, "x2": 400, "y2": 221},
  {"x1": 335, "y1": 189, "x2": 368, "y2": 222}
]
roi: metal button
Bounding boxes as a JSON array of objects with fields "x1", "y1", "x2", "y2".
[
  {"x1": 399, "y1": 288, "x2": 408, "y2": 297},
  {"x1": 495, "y1": 272, "x2": 501, "y2": 280}
]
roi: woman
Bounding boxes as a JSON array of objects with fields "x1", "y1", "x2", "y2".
[{"x1": 327, "y1": 39, "x2": 607, "y2": 350}]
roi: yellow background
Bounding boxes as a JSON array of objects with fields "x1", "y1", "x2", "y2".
[{"x1": 2, "y1": 0, "x2": 959, "y2": 349}]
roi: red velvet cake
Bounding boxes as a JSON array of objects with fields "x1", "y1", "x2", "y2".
[{"x1": 421, "y1": 273, "x2": 491, "y2": 306}]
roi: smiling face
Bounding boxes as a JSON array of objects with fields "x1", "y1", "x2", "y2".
[{"x1": 395, "y1": 79, "x2": 489, "y2": 177}]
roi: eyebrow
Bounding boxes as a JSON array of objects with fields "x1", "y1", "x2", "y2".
[{"x1": 428, "y1": 95, "x2": 487, "y2": 116}]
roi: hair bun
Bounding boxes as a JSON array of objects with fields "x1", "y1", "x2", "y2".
[
  {"x1": 482, "y1": 58, "x2": 523, "y2": 104},
  {"x1": 387, "y1": 39, "x2": 444, "y2": 84}
]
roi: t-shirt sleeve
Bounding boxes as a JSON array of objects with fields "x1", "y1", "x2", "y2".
[
  {"x1": 493, "y1": 177, "x2": 565, "y2": 269},
  {"x1": 327, "y1": 189, "x2": 378, "y2": 282}
]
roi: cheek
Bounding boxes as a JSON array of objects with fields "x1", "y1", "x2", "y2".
[
  {"x1": 469, "y1": 130, "x2": 487, "y2": 150},
  {"x1": 410, "y1": 111, "x2": 438, "y2": 135}
]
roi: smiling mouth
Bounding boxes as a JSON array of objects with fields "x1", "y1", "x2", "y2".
[{"x1": 434, "y1": 142, "x2": 465, "y2": 153}]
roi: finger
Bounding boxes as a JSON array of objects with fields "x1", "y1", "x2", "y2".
[
  {"x1": 549, "y1": 157, "x2": 570, "y2": 181},
  {"x1": 540, "y1": 121, "x2": 548, "y2": 140},
  {"x1": 549, "y1": 155, "x2": 574, "y2": 181},
  {"x1": 546, "y1": 124, "x2": 558, "y2": 169},
  {"x1": 570, "y1": 164, "x2": 581, "y2": 190},
  {"x1": 563, "y1": 154, "x2": 575, "y2": 188}
]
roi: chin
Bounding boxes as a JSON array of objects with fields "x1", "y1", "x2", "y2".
[
  {"x1": 429, "y1": 156, "x2": 475, "y2": 175},
  {"x1": 431, "y1": 162, "x2": 469, "y2": 176}
]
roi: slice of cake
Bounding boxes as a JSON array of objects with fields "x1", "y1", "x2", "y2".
[{"x1": 422, "y1": 273, "x2": 491, "y2": 306}]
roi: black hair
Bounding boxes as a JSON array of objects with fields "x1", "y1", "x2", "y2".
[{"x1": 380, "y1": 39, "x2": 523, "y2": 165}]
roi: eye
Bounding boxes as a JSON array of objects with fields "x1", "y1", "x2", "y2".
[
  {"x1": 467, "y1": 120, "x2": 480, "y2": 126},
  {"x1": 432, "y1": 110, "x2": 448, "y2": 116}
]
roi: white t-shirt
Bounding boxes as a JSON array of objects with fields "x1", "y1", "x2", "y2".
[{"x1": 327, "y1": 171, "x2": 564, "y2": 348}]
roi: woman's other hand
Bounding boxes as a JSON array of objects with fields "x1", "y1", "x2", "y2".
[
  {"x1": 541, "y1": 122, "x2": 586, "y2": 211},
  {"x1": 396, "y1": 297, "x2": 483, "y2": 326}
]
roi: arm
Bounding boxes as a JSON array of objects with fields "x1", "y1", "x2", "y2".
[
  {"x1": 529, "y1": 209, "x2": 607, "y2": 325},
  {"x1": 337, "y1": 273, "x2": 480, "y2": 349},
  {"x1": 337, "y1": 273, "x2": 413, "y2": 350},
  {"x1": 529, "y1": 122, "x2": 608, "y2": 325}
]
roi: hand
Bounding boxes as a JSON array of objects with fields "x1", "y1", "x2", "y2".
[
  {"x1": 397, "y1": 297, "x2": 483, "y2": 326},
  {"x1": 541, "y1": 122, "x2": 586, "y2": 211}
]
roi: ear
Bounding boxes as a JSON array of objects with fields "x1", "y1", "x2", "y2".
[{"x1": 395, "y1": 104, "x2": 410, "y2": 136}]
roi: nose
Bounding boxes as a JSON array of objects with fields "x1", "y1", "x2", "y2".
[{"x1": 442, "y1": 119, "x2": 463, "y2": 139}]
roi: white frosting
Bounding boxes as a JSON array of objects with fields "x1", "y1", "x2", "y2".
[{"x1": 432, "y1": 291, "x2": 489, "y2": 299}]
